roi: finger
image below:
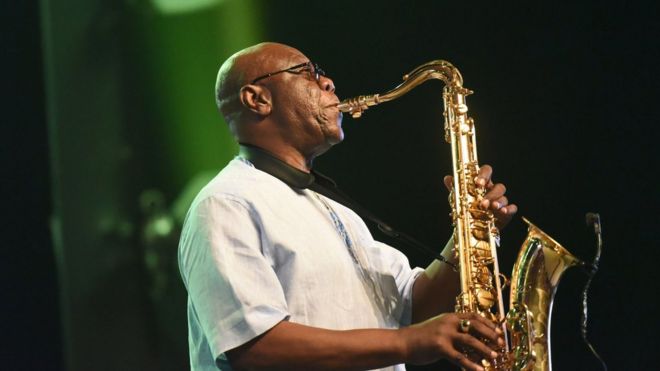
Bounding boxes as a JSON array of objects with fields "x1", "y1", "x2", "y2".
[
  {"x1": 446, "y1": 348, "x2": 484, "y2": 371},
  {"x1": 464, "y1": 313, "x2": 504, "y2": 340},
  {"x1": 463, "y1": 313, "x2": 498, "y2": 331},
  {"x1": 467, "y1": 351, "x2": 486, "y2": 365},
  {"x1": 476, "y1": 165, "x2": 493, "y2": 186},
  {"x1": 457, "y1": 312, "x2": 498, "y2": 335},
  {"x1": 494, "y1": 204, "x2": 517, "y2": 230},
  {"x1": 491, "y1": 196, "x2": 508, "y2": 211},
  {"x1": 455, "y1": 333, "x2": 498, "y2": 362},
  {"x1": 444, "y1": 175, "x2": 453, "y2": 191},
  {"x1": 501, "y1": 204, "x2": 518, "y2": 216},
  {"x1": 484, "y1": 183, "x2": 506, "y2": 201},
  {"x1": 466, "y1": 318, "x2": 500, "y2": 345}
]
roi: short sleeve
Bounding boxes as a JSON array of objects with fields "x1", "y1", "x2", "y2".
[
  {"x1": 326, "y1": 198, "x2": 425, "y2": 327},
  {"x1": 178, "y1": 195, "x2": 290, "y2": 361},
  {"x1": 371, "y1": 241, "x2": 424, "y2": 326}
]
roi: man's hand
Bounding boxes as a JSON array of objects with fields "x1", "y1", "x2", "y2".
[
  {"x1": 443, "y1": 164, "x2": 518, "y2": 230},
  {"x1": 401, "y1": 312, "x2": 504, "y2": 371},
  {"x1": 226, "y1": 314, "x2": 502, "y2": 371}
]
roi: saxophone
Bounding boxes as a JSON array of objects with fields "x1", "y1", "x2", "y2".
[{"x1": 337, "y1": 60, "x2": 582, "y2": 370}]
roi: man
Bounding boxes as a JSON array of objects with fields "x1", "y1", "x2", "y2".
[{"x1": 178, "y1": 42, "x2": 517, "y2": 371}]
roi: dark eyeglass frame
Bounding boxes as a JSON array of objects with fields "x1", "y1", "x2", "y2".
[{"x1": 251, "y1": 61, "x2": 325, "y2": 84}]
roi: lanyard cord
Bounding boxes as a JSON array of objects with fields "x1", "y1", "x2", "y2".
[{"x1": 312, "y1": 192, "x2": 359, "y2": 264}]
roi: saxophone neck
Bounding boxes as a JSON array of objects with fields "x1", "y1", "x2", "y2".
[{"x1": 337, "y1": 60, "x2": 468, "y2": 118}]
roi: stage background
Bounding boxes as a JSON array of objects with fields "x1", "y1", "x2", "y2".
[{"x1": 4, "y1": 1, "x2": 657, "y2": 370}]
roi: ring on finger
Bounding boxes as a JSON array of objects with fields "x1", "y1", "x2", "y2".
[{"x1": 459, "y1": 319, "x2": 471, "y2": 333}]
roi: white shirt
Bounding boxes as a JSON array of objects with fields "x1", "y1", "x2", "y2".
[{"x1": 178, "y1": 157, "x2": 423, "y2": 370}]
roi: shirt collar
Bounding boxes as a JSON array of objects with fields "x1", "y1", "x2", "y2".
[{"x1": 239, "y1": 143, "x2": 337, "y2": 189}]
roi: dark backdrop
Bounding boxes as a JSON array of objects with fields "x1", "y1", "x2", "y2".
[
  {"x1": 5, "y1": 1, "x2": 658, "y2": 370},
  {"x1": 269, "y1": 2, "x2": 657, "y2": 369},
  {"x1": 3, "y1": 1, "x2": 61, "y2": 370}
]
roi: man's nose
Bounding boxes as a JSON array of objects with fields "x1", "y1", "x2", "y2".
[{"x1": 319, "y1": 75, "x2": 335, "y2": 93}]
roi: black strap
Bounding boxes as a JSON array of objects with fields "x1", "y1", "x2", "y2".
[
  {"x1": 238, "y1": 143, "x2": 453, "y2": 266},
  {"x1": 308, "y1": 175, "x2": 455, "y2": 267}
]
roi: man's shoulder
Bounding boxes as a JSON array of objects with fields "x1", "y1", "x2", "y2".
[{"x1": 191, "y1": 157, "x2": 291, "y2": 208}]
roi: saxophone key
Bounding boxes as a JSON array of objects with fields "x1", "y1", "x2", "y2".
[{"x1": 473, "y1": 287, "x2": 496, "y2": 309}]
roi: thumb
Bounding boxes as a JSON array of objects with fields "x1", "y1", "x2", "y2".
[{"x1": 443, "y1": 175, "x2": 453, "y2": 191}]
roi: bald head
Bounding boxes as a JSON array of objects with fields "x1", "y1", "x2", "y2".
[{"x1": 215, "y1": 42, "x2": 303, "y2": 127}]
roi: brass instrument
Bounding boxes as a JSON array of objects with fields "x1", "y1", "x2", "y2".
[{"x1": 338, "y1": 61, "x2": 581, "y2": 370}]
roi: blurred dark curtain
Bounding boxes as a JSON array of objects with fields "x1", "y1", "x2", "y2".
[{"x1": 2, "y1": 1, "x2": 62, "y2": 370}]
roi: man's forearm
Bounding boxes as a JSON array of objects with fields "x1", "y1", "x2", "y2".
[
  {"x1": 411, "y1": 237, "x2": 461, "y2": 323},
  {"x1": 227, "y1": 298, "x2": 503, "y2": 371},
  {"x1": 227, "y1": 320, "x2": 407, "y2": 371}
]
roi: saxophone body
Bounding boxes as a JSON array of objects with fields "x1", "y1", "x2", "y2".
[{"x1": 338, "y1": 60, "x2": 581, "y2": 370}]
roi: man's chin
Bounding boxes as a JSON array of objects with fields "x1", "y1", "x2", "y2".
[
  {"x1": 327, "y1": 128, "x2": 345, "y2": 145},
  {"x1": 331, "y1": 115, "x2": 345, "y2": 143}
]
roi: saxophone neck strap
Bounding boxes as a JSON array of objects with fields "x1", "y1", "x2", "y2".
[{"x1": 239, "y1": 143, "x2": 451, "y2": 265}]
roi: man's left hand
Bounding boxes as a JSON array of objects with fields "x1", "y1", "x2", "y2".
[{"x1": 443, "y1": 164, "x2": 518, "y2": 230}]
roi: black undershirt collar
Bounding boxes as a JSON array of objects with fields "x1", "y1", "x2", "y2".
[{"x1": 238, "y1": 143, "x2": 337, "y2": 190}]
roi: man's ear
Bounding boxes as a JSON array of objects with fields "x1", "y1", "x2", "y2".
[{"x1": 239, "y1": 84, "x2": 272, "y2": 116}]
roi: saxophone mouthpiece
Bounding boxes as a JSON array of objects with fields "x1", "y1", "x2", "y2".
[
  {"x1": 337, "y1": 94, "x2": 381, "y2": 118},
  {"x1": 335, "y1": 101, "x2": 351, "y2": 112}
]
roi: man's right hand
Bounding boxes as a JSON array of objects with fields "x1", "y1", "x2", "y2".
[
  {"x1": 401, "y1": 312, "x2": 504, "y2": 371},
  {"x1": 226, "y1": 312, "x2": 503, "y2": 371}
]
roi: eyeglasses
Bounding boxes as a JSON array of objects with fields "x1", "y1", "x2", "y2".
[{"x1": 251, "y1": 61, "x2": 326, "y2": 84}]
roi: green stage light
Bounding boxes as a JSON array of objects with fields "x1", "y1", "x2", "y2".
[
  {"x1": 151, "y1": 0, "x2": 225, "y2": 15},
  {"x1": 134, "y1": 0, "x2": 264, "y2": 190}
]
